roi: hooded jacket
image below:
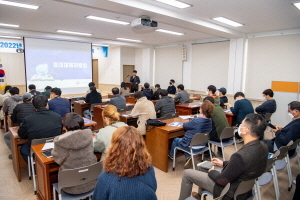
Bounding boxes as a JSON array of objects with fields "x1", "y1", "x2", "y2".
[
  {"x1": 3, "y1": 95, "x2": 23, "y2": 115},
  {"x1": 131, "y1": 97, "x2": 156, "y2": 135},
  {"x1": 52, "y1": 129, "x2": 97, "y2": 194}
]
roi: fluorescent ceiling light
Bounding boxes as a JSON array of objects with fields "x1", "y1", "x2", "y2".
[
  {"x1": 213, "y1": 17, "x2": 243, "y2": 27},
  {"x1": 293, "y1": 2, "x2": 300, "y2": 10},
  {"x1": 155, "y1": 29, "x2": 184, "y2": 35},
  {"x1": 154, "y1": 0, "x2": 191, "y2": 9},
  {"x1": 0, "y1": 35, "x2": 22, "y2": 39},
  {"x1": 86, "y1": 15, "x2": 129, "y2": 25},
  {"x1": 56, "y1": 30, "x2": 92, "y2": 36},
  {"x1": 92, "y1": 44, "x2": 110, "y2": 47},
  {"x1": 0, "y1": 23, "x2": 19, "y2": 27},
  {"x1": 116, "y1": 38, "x2": 142, "y2": 43},
  {"x1": 0, "y1": 0, "x2": 39, "y2": 9}
]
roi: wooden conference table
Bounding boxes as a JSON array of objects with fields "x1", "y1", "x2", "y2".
[
  {"x1": 9, "y1": 118, "x2": 97, "y2": 182},
  {"x1": 176, "y1": 102, "x2": 236, "y2": 126},
  {"x1": 73, "y1": 98, "x2": 111, "y2": 117}
]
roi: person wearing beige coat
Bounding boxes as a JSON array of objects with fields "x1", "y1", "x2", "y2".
[{"x1": 131, "y1": 91, "x2": 156, "y2": 135}]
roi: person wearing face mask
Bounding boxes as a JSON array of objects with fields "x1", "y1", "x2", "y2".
[
  {"x1": 178, "y1": 113, "x2": 268, "y2": 200},
  {"x1": 255, "y1": 89, "x2": 277, "y2": 116},
  {"x1": 93, "y1": 105, "x2": 128, "y2": 160},
  {"x1": 263, "y1": 101, "x2": 300, "y2": 157},
  {"x1": 167, "y1": 79, "x2": 176, "y2": 94}
]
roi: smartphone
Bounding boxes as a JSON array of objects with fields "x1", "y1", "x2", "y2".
[
  {"x1": 42, "y1": 149, "x2": 53, "y2": 158},
  {"x1": 268, "y1": 123, "x2": 276, "y2": 129}
]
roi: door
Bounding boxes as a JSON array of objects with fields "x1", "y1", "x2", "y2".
[
  {"x1": 92, "y1": 59, "x2": 99, "y2": 87},
  {"x1": 123, "y1": 65, "x2": 134, "y2": 83}
]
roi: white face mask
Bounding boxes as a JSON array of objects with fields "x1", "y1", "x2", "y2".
[
  {"x1": 288, "y1": 112, "x2": 294, "y2": 119},
  {"x1": 238, "y1": 126, "x2": 246, "y2": 136},
  {"x1": 205, "y1": 90, "x2": 209, "y2": 95}
]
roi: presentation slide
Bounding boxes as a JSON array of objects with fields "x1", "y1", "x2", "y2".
[{"x1": 24, "y1": 38, "x2": 92, "y2": 95}]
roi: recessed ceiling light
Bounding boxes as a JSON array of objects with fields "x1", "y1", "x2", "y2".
[
  {"x1": 56, "y1": 30, "x2": 92, "y2": 36},
  {"x1": 0, "y1": 35, "x2": 22, "y2": 39},
  {"x1": 0, "y1": 23, "x2": 19, "y2": 27},
  {"x1": 0, "y1": 0, "x2": 39, "y2": 9},
  {"x1": 212, "y1": 17, "x2": 243, "y2": 27},
  {"x1": 154, "y1": 0, "x2": 191, "y2": 9},
  {"x1": 86, "y1": 15, "x2": 129, "y2": 25},
  {"x1": 92, "y1": 44, "x2": 110, "y2": 47},
  {"x1": 116, "y1": 38, "x2": 142, "y2": 43},
  {"x1": 293, "y1": 2, "x2": 300, "y2": 10},
  {"x1": 155, "y1": 29, "x2": 185, "y2": 35}
]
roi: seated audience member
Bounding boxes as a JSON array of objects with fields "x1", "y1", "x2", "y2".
[
  {"x1": 207, "y1": 85, "x2": 218, "y2": 99},
  {"x1": 41, "y1": 86, "x2": 52, "y2": 99},
  {"x1": 0, "y1": 85, "x2": 12, "y2": 120},
  {"x1": 92, "y1": 126, "x2": 157, "y2": 200},
  {"x1": 263, "y1": 101, "x2": 300, "y2": 156},
  {"x1": 131, "y1": 91, "x2": 156, "y2": 135},
  {"x1": 218, "y1": 87, "x2": 228, "y2": 109},
  {"x1": 204, "y1": 96, "x2": 229, "y2": 157},
  {"x1": 18, "y1": 95, "x2": 62, "y2": 162},
  {"x1": 52, "y1": 113, "x2": 97, "y2": 195},
  {"x1": 293, "y1": 174, "x2": 300, "y2": 200},
  {"x1": 151, "y1": 84, "x2": 162, "y2": 100},
  {"x1": 28, "y1": 84, "x2": 41, "y2": 96},
  {"x1": 255, "y1": 89, "x2": 277, "y2": 116},
  {"x1": 155, "y1": 89, "x2": 175, "y2": 118},
  {"x1": 142, "y1": 82, "x2": 153, "y2": 100},
  {"x1": 94, "y1": 105, "x2": 128, "y2": 159},
  {"x1": 169, "y1": 100, "x2": 214, "y2": 168},
  {"x1": 0, "y1": 85, "x2": 12, "y2": 106},
  {"x1": 167, "y1": 79, "x2": 176, "y2": 94},
  {"x1": 110, "y1": 87, "x2": 126, "y2": 110},
  {"x1": 48, "y1": 87, "x2": 70, "y2": 118},
  {"x1": 83, "y1": 86, "x2": 102, "y2": 119},
  {"x1": 3, "y1": 93, "x2": 35, "y2": 153},
  {"x1": 174, "y1": 84, "x2": 190, "y2": 104},
  {"x1": 120, "y1": 82, "x2": 130, "y2": 97},
  {"x1": 85, "y1": 82, "x2": 100, "y2": 97},
  {"x1": 2, "y1": 87, "x2": 23, "y2": 115},
  {"x1": 178, "y1": 114, "x2": 268, "y2": 200}
]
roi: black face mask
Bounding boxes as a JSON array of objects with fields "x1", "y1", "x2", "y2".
[{"x1": 169, "y1": 82, "x2": 172, "y2": 85}]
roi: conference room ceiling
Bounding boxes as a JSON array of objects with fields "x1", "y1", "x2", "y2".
[{"x1": 0, "y1": 0, "x2": 300, "y2": 46}]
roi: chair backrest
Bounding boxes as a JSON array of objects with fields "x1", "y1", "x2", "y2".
[
  {"x1": 289, "y1": 138, "x2": 300, "y2": 150},
  {"x1": 90, "y1": 103, "x2": 105, "y2": 112},
  {"x1": 58, "y1": 162, "x2": 103, "y2": 193},
  {"x1": 264, "y1": 150, "x2": 280, "y2": 172},
  {"x1": 158, "y1": 112, "x2": 178, "y2": 120},
  {"x1": 234, "y1": 179, "x2": 256, "y2": 200},
  {"x1": 214, "y1": 183, "x2": 231, "y2": 200},
  {"x1": 220, "y1": 127, "x2": 235, "y2": 140},
  {"x1": 190, "y1": 132, "x2": 209, "y2": 147},
  {"x1": 276, "y1": 140, "x2": 293, "y2": 160},
  {"x1": 264, "y1": 113, "x2": 272, "y2": 122},
  {"x1": 185, "y1": 99, "x2": 193, "y2": 103},
  {"x1": 30, "y1": 136, "x2": 56, "y2": 155}
]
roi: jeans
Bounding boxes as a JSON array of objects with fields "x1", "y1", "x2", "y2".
[
  {"x1": 178, "y1": 169, "x2": 215, "y2": 200},
  {"x1": 169, "y1": 138, "x2": 206, "y2": 158},
  {"x1": 20, "y1": 142, "x2": 30, "y2": 163},
  {"x1": 83, "y1": 110, "x2": 91, "y2": 119},
  {"x1": 4, "y1": 131, "x2": 11, "y2": 150}
]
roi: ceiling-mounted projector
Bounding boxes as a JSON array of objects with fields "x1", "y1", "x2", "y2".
[{"x1": 131, "y1": 18, "x2": 158, "y2": 30}]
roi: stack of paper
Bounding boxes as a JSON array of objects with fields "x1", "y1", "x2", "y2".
[
  {"x1": 169, "y1": 122, "x2": 183, "y2": 127},
  {"x1": 42, "y1": 142, "x2": 54, "y2": 151}
]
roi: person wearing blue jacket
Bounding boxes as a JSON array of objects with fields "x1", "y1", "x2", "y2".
[
  {"x1": 169, "y1": 100, "x2": 214, "y2": 167},
  {"x1": 264, "y1": 101, "x2": 300, "y2": 156},
  {"x1": 255, "y1": 89, "x2": 277, "y2": 116},
  {"x1": 48, "y1": 88, "x2": 70, "y2": 118}
]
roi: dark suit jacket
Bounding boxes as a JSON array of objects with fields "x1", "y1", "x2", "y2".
[
  {"x1": 130, "y1": 76, "x2": 140, "y2": 91},
  {"x1": 18, "y1": 108, "x2": 62, "y2": 145}
]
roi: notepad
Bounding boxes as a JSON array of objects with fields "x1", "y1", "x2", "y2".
[
  {"x1": 179, "y1": 116, "x2": 193, "y2": 120},
  {"x1": 168, "y1": 122, "x2": 183, "y2": 127},
  {"x1": 197, "y1": 161, "x2": 223, "y2": 172},
  {"x1": 42, "y1": 142, "x2": 54, "y2": 151}
]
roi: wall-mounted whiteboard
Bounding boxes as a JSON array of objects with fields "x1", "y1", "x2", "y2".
[
  {"x1": 154, "y1": 46, "x2": 183, "y2": 89},
  {"x1": 191, "y1": 41, "x2": 230, "y2": 91}
]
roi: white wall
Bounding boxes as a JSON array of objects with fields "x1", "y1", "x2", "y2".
[{"x1": 135, "y1": 47, "x2": 154, "y2": 86}]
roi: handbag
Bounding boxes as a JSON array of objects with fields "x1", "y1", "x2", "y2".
[{"x1": 146, "y1": 119, "x2": 166, "y2": 132}]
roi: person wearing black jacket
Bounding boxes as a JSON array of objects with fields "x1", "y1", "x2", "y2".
[
  {"x1": 178, "y1": 114, "x2": 268, "y2": 200},
  {"x1": 151, "y1": 84, "x2": 162, "y2": 100},
  {"x1": 28, "y1": 84, "x2": 41, "y2": 96},
  {"x1": 255, "y1": 89, "x2": 276, "y2": 116},
  {"x1": 167, "y1": 79, "x2": 176, "y2": 94},
  {"x1": 130, "y1": 70, "x2": 140, "y2": 92},
  {"x1": 18, "y1": 95, "x2": 62, "y2": 162},
  {"x1": 3, "y1": 93, "x2": 36, "y2": 152},
  {"x1": 84, "y1": 86, "x2": 102, "y2": 119},
  {"x1": 142, "y1": 82, "x2": 153, "y2": 100}
]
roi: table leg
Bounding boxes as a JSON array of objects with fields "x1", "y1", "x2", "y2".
[{"x1": 10, "y1": 132, "x2": 21, "y2": 182}]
